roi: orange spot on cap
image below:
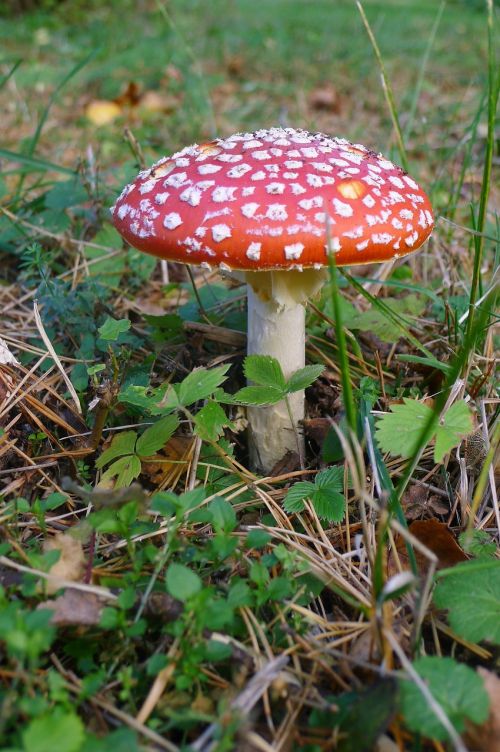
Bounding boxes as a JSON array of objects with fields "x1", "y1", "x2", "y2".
[
  {"x1": 197, "y1": 142, "x2": 222, "y2": 158},
  {"x1": 151, "y1": 161, "x2": 175, "y2": 178},
  {"x1": 337, "y1": 180, "x2": 367, "y2": 200},
  {"x1": 344, "y1": 146, "x2": 366, "y2": 156}
]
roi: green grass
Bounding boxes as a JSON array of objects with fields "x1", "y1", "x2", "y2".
[{"x1": 0, "y1": 0, "x2": 499, "y2": 750}]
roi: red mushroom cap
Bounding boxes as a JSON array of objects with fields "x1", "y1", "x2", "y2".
[{"x1": 111, "y1": 127, "x2": 434, "y2": 271}]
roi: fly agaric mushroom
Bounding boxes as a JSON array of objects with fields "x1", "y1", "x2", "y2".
[{"x1": 111, "y1": 127, "x2": 434, "y2": 472}]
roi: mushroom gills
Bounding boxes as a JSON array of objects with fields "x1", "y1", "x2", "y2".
[{"x1": 239, "y1": 268, "x2": 329, "y2": 310}]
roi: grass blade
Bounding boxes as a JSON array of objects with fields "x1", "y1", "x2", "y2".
[
  {"x1": 326, "y1": 248, "x2": 357, "y2": 432},
  {"x1": 0, "y1": 148, "x2": 77, "y2": 177},
  {"x1": 403, "y1": 1, "x2": 445, "y2": 141},
  {"x1": 341, "y1": 270, "x2": 440, "y2": 364},
  {"x1": 355, "y1": 0, "x2": 408, "y2": 170},
  {"x1": 26, "y1": 49, "x2": 97, "y2": 158},
  {"x1": 0, "y1": 59, "x2": 22, "y2": 90},
  {"x1": 465, "y1": 0, "x2": 499, "y2": 340}
]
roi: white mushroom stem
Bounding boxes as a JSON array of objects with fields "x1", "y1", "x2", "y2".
[
  {"x1": 243, "y1": 269, "x2": 328, "y2": 473},
  {"x1": 247, "y1": 284, "x2": 305, "y2": 472}
]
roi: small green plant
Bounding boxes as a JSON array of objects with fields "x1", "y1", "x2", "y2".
[
  {"x1": 234, "y1": 355, "x2": 325, "y2": 406},
  {"x1": 434, "y1": 560, "x2": 500, "y2": 644},
  {"x1": 400, "y1": 656, "x2": 489, "y2": 742},
  {"x1": 375, "y1": 398, "x2": 474, "y2": 462},
  {"x1": 95, "y1": 415, "x2": 179, "y2": 487},
  {"x1": 1, "y1": 0, "x2": 498, "y2": 750},
  {"x1": 284, "y1": 465, "x2": 346, "y2": 522}
]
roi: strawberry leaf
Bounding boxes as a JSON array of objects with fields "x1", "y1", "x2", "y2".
[{"x1": 243, "y1": 355, "x2": 286, "y2": 390}]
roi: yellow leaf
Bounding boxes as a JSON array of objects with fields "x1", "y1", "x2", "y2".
[
  {"x1": 43, "y1": 533, "x2": 85, "y2": 594},
  {"x1": 85, "y1": 100, "x2": 122, "y2": 126}
]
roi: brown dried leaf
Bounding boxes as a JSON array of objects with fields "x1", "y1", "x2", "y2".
[
  {"x1": 38, "y1": 588, "x2": 103, "y2": 627},
  {"x1": 303, "y1": 417, "x2": 331, "y2": 446},
  {"x1": 402, "y1": 484, "x2": 449, "y2": 520},
  {"x1": 143, "y1": 592, "x2": 184, "y2": 622},
  {"x1": 465, "y1": 668, "x2": 500, "y2": 752},
  {"x1": 141, "y1": 435, "x2": 193, "y2": 486},
  {"x1": 113, "y1": 81, "x2": 141, "y2": 108},
  {"x1": 270, "y1": 450, "x2": 300, "y2": 477},
  {"x1": 389, "y1": 519, "x2": 467, "y2": 576},
  {"x1": 225, "y1": 55, "x2": 245, "y2": 77},
  {"x1": 309, "y1": 83, "x2": 342, "y2": 113},
  {"x1": 43, "y1": 533, "x2": 85, "y2": 594}
]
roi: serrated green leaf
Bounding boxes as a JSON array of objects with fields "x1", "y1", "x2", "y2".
[
  {"x1": 246, "y1": 530, "x2": 271, "y2": 549},
  {"x1": 118, "y1": 385, "x2": 161, "y2": 412},
  {"x1": 98, "y1": 317, "x2": 131, "y2": 341},
  {"x1": 459, "y1": 530, "x2": 497, "y2": 559},
  {"x1": 95, "y1": 431, "x2": 137, "y2": 469},
  {"x1": 344, "y1": 294, "x2": 426, "y2": 343},
  {"x1": 284, "y1": 466, "x2": 345, "y2": 520},
  {"x1": 234, "y1": 385, "x2": 285, "y2": 405},
  {"x1": 209, "y1": 497, "x2": 236, "y2": 533},
  {"x1": 194, "y1": 401, "x2": 232, "y2": 441},
  {"x1": 266, "y1": 576, "x2": 293, "y2": 601},
  {"x1": 166, "y1": 563, "x2": 201, "y2": 601},
  {"x1": 400, "y1": 656, "x2": 489, "y2": 741},
  {"x1": 286, "y1": 364, "x2": 325, "y2": 393},
  {"x1": 311, "y1": 487, "x2": 346, "y2": 522},
  {"x1": 283, "y1": 481, "x2": 316, "y2": 514},
  {"x1": 205, "y1": 638, "x2": 232, "y2": 662},
  {"x1": 375, "y1": 398, "x2": 433, "y2": 459},
  {"x1": 150, "y1": 384, "x2": 180, "y2": 414},
  {"x1": 227, "y1": 579, "x2": 253, "y2": 608},
  {"x1": 143, "y1": 313, "x2": 183, "y2": 338},
  {"x1": 177, "y1": 365, "x2": 230, "y2": 406},
  {"x1": 22, "y1": 710, "x2": 84, "y2": 752},
  {"x1": 434, "y1": 560, "x2": 500, "y2": 644},
  {"x1": 136, "y1": 414, "x2": 179, "y2": 457},
  {"x1": 100, "y1": 455, "x2": 142, "y2": 488},
  {"x1": 315, "y1": 465, "x2": 344, "y2": 490},
  {"x1": 433, "y1": 400, "x2": 473, "y2": 463},
  {"x1": 243, "y1": 354, "x2": 286, "y2": 389},
  {"x1": 376, "y1": 399, "x2": 474, "y2": 463}
]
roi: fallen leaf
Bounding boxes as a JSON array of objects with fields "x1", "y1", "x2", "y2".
[
  {"x1": 225, "y1": 54, "x2": 245, "y2": 77},
  {"x1": 388, "y1": 519, "x2": 467, "y2": 576},
  {"x1": 38, "y1": 588, "x2": 103, "y2": 627},
  {"x1": 270, "y1": 450, "x2": 300, "y2": 477},
  {"x1": 43, "y1": 533, "x2": 85, "y2": 594},
  {"x1": 0, "y1": 337, "x2": 19, "y2": 366},
  {"x1": 465, "y1": 667, "x2": 500, "y2": 752},
  {"x1": 402, "y1": 484, "x2": 449, "y2": 520},
  {"x1": 85, "y1": 100, "x2": 122, "y2": 126},
  {"x1": 113, "y1": 80, "x2": 141, "y2": 108},
  {"x1": 143, "y1": 592, "x2": 184, "y2": 622},
  {"x1": 141, "y1": 435, "x2": 194, "y2": 486},
  {"x1": 309, "y1": 83, "x2": 342, "y2": 113},
  {"x1": 139, "y1": 90, "x2": 178, "y2": 114},
  {"x1": 303, "y1": 417, "x2": 331, "y2": 447}
]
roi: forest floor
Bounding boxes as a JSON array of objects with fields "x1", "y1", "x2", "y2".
[{"x1": 0, "y1": 1, "x2": 499, "y2": 751}]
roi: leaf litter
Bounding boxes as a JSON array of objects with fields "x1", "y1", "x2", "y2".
[{"x1": 0, "y1": 1, "x2": 498, "y2": 750}]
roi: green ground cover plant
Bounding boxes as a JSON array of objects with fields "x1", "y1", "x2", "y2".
[{"x1": 0, "y1": 0, "x2": 498, "y2": 750}]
